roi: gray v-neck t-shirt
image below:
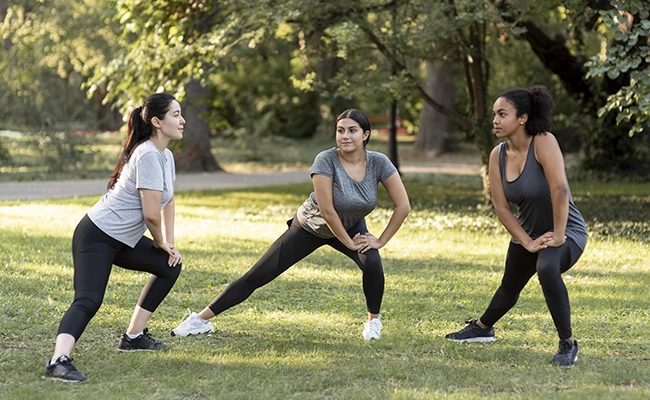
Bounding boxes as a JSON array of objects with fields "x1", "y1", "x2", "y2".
[{"x1": 296, "y1": 148, "x2": 397, "y2": 239}]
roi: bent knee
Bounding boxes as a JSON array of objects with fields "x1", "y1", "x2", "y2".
[
  {"x1": 536, "y1": 262, "x2": 561, "y2": 284},
  {"x1": 71, "y1": 296, "x2": 103, "y2": 319}
]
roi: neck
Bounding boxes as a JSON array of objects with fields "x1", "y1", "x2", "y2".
[
  {"x1": 149, "y1": 135, "x2": 169, "y2": 153},
  {"x1": 507, "y1": 131, "x2": 532, "y2": 152},
  {"x1": 338, "y1": 147, "x2": 366, "y2": 164}
]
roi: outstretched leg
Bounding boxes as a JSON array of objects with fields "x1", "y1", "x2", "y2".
[{"x1": 205, "y1": 218, "x2": 328, "y2": 317}]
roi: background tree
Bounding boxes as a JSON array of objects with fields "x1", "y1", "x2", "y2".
[
  {"x1": 497, "y1": 0, "x2": 650, "y2": 174},
  {"x1": 586, "y1": 0, "x2": 650, "y2": 154},
  {"x1": 0, "y1": 0, "x2": 120, "y2": 130},
  {"x1": 415, "y1": 60, "x2": 458, "y2": 158}
]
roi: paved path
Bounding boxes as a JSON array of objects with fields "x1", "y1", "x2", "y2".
[{"x1": 0, "y1": 161, "x2": 480, "y2": 201}]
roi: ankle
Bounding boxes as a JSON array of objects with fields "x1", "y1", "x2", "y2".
[{"x1": 476, "y1": 319, "x2": 488, "y2": 329}]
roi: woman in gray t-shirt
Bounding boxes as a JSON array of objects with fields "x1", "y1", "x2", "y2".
[
  {"x1": 445, "y1": 86, "x2": 587, "y2": 368},
  {"x1": 171, "y1": 109, "x2": 411, "y2": 341},
  {"x1": 43, "y1": 93, "x2": 184, "y2": 383}
]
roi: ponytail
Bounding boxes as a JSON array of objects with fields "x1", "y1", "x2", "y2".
[
  {"x1": 526, "y1": 85, "x2": 554, "y2": 135},
  {"x1": 498, "y1": 85, "x2": 554, "y2": 136},
  {"x1": 107, "y1": 93, "x2": 177, "y2": 190}
]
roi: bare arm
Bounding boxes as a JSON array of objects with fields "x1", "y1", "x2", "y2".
[
  {"x1": 354, "y1": 172, "x2": 411, "y2": 253},
  {"x1": 534, "y1": 133, "x2": 569, "y2": 247},
  {"x1": 140, "y1": 189, "x2": 181, "y2": 266},
  {"x1": 312, "y1": 174, "x2": 361, "y2": 250},
  {"x1": 489, "y1": 146, "x2": 552, "y2": 253},
  {"x1": 161, "y1": 196, "x2": 175, "y2": 244}
]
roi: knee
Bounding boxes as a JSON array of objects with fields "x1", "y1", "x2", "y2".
[
  {"x1": 72, "y1": 293, "x2": 104, "y2": 319},
  {"x1": 536, "y1": 261, "x2": 559, "y2": 285},
  {"x1": 361, "y1": 251, "x2": 383, "y2": 274},
  {"x1": 169, "y1": 262, "x2": 182, "y2": 280}
]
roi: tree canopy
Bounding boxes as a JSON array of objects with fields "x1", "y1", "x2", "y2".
[{"x1": 1, "y1": 0, "x2": 649, "y2": 180}]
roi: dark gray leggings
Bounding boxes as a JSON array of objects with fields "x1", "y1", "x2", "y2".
[
  {"x1": 208, "y1": 217, "x2": 384, "y2": 315},
  {"x1": 480, "y1": 238, "x2": 584, "y2": 340},
  {"x1": 57, "y1": 215, "x2": 182, "y2": 340}
]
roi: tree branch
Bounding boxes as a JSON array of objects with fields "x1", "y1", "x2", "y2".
[{"x1": 358, "y1": 24, "x2": 475, "y2": 131}]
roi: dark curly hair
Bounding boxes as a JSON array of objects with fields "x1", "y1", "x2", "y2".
[{"x1": 499, "y1": 85, "x2": 554, "y2": 136}]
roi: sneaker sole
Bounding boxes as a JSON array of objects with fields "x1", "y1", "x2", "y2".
[
  {"x1": 117, "y1": 347, "x2": 164, "y2": 352},
  {"x1": 554, "y1": 355, "x2": 578, "y2": 368},
  {"x1": 42, "y1": 375, "x2": 86, "y2": 383},
  {"x1": 446, "y1": 337, "x2": 496, "y2": 343},
  {"x1": 170, "y1": 329, "x2": 214, "y2": 337}
]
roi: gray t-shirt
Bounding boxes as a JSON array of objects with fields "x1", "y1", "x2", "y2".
[
  {"x1": 88, "y1": 140, "x2": 176, "y2": 247},
  {"x1": 296, "y1": 148, "x2": 397, "y2": 238},
  {"x1": 499, "y1": 139, "x2": 587, "y2": 250}
]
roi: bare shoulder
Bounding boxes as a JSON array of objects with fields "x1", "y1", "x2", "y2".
[
  {"x1": 534, "y1": 132, "x2": 560, "y2": 149},
  {"x1": 489, "y1": 144, "x2": 501, "y2": 165},
  {"x1": 534, "y1": 132, "x2": 564, "y2": 165}
]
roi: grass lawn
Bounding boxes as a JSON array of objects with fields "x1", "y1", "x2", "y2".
[{"x1": 0, "y1": 171, "x2": 649, "y2": 399}]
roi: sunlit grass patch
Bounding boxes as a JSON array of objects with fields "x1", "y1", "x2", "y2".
[{"x1": 1, "y1": 176, "x2": 650, "y2": 398}]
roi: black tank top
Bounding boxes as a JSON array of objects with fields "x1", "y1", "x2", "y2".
[{"x1": 499, "y1": 137, "x2": 587, "y2": 250}]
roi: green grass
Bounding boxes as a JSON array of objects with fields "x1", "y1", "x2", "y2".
[{"x1": 1, "y1": 174, "x2": 649, "y2": 399}]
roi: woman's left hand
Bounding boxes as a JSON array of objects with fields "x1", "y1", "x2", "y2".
[
  {"x1": 353, "y1": 232, "x2": 383, "y2": 253},
  {"x1": 166, "y1": 243, "x2": 182, "y2": 267},
  {"x1": 154, "y1": 241, "x2": 182, "y2": 267},
  {"x1": 544, "y1": 233, "x2": 567, "y2": 248}
]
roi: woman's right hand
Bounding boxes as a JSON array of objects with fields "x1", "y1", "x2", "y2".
[
  {"x1": 344, "y1": 233, "x2": 365, "y2": 252},
  {"x1": 523, "y1": 232, "x2": 554, "y2": 253}
]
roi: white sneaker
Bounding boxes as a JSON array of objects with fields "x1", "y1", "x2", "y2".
[
  {"x1": 362, "y1": 315, "x2": 382, "y2": 340},
  {"x1": 170, "y1": 310, "x2": 214, "y2": 337}
]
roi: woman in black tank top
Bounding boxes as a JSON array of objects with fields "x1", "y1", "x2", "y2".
[{"x1": 445, "y1": 86, "x2": 587, "y2": 368}]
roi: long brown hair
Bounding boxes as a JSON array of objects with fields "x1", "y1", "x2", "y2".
[{"x1": 108, "y1": 93, "x2": 177, "y2": 190}]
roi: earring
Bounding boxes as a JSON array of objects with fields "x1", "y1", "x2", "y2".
[{"x1": 520, "y1": 122, "x2": 524, "y2": 125}]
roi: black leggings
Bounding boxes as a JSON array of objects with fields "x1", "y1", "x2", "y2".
[
  {"x1": 208, "y1": 217, "x2": 384, "y2": 315},
  {"x1": 57, "y1": 215, "x2": 182, "y2": 340},
  {"x1": 480, "y1": 238, "x2": 584, "y2": 340}
]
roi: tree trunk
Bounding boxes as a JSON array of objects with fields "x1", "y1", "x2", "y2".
[
  {"x1": 359, "y1": 17, "x2": 493, "y2": 204},
  {"x1": 174, "y1": 79, "x2": 222, "y2": 172},
  {"x1": 415, "y1": 60, "x2": 456, "y2": 157},
  {"x1": 92, "y1": 89, "x2": 122, "y2": 131},
  {"x1": 463, "y1": 21, "x2": 494, "y2": 205}
]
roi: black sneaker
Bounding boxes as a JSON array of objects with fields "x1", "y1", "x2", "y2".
[
  {"x1": 43, "y1": 355, "x2": 87, "y2": 383},
  {"x1": 118, "y1": 328, "x2": 166, "y2": 352},
  {"x1": 445, "y1": 320, "x2": 496, "y2": 343},
  {"x1": 551, "y1": 339, "x2": 578, "y2": 367}
]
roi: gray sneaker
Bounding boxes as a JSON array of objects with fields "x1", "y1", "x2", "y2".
[
  {"x1": 445, "y1": 320, "x2": 496, "y2": 343},
  {"x1": 551, "y1": 339, "x2": 578, "y2": 367},
  {"x1": 43, "y1": 355, "x2": 87, "y2": 383}
]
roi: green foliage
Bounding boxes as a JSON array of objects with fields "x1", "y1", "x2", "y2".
[
  {"x1": 1, "y1": 177, "x2": 649, "y2": 398},
  {"x1": 0, "y1": 132, "x2": 329, "y2": 182},
  {"x1": 0, "y1": 131, "x2": 122, "y2": 182},
  {"x1": 0, "y1": 0, "x2": 120, "y2": 128},
  {"x1": 205, "y1": 38, "x2": 322, "y2": 141},
  {"x1": 586, "y1": 0, "x2": 650, "y2": 136}
]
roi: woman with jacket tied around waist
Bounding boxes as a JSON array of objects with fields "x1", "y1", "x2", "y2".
[
  {"x1": 171, "y1": 108, "x2": 411, "y2": 340},
  {"x1": 445, "y1": 86, "x2": 587, "y2": 367},
  {"x1": 43, "y1": 93, "x2": 184, "y2": 382}
]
